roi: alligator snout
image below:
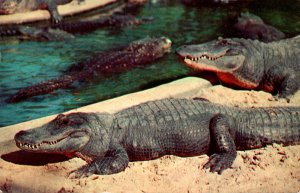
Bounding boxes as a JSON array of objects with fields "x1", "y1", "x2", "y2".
[{"x1": 15, "y1": 130, "x2": 27, "y2": 138}]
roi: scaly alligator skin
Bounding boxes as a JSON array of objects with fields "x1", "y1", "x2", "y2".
[
  {"x1": 14, "y1": 98, "x2": 300, "y2": 177},
  {"x1": 22, "y1": 26, "x2": 75, "y2": 40},
  {"x1": 176, "y1": 35, "x2": 300, "y2": 98},
  {"x1": 51, "y1": 14, "x2": 153, "y2": 34},
  {"x1": 8, "y1": 37, "x2": 172, "y2": 102},
  {"x1": 0, "y1": 14, "x2": 152, "y2": 41},
  {"x1": 0, "y1": 0, "x2": 83, "y2": 23},
  {"x1": 234, "y1": 12, "x2": 285, "y2": 42}
]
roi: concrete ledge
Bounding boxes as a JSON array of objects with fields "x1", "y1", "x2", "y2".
[
  {"x1": 0, "y1": 0, "x2": 118, "y2": 25},
  {"x1": 0, "y1": 77, "x2": 212, "y2": 155}
]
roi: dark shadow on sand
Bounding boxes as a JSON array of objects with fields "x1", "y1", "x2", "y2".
[{"x1": 1, "y1": 150, "x2": 70, "y2": 166}]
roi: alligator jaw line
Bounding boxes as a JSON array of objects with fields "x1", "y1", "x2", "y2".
[{"x1": 16, "y1": 137, "x2": 65, "y2": 150}]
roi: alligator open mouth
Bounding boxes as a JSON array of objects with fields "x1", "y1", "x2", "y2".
[
  {"x1": 182, "y1": 51, "x2": 227, "y2": 62},
  {"x1": 16, "y1": 136, "x2": 66, "y2": 150},
  {"x1": 185, "y1": 55, "x2": 218, "y2": 61},
  {"x1": 15, "y1": 130, "x2": 88, "y2": 151}
]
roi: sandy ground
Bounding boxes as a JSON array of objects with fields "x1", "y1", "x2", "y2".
[{"x1": 0, "y1": 77, "x2": 299, "y2": 193}]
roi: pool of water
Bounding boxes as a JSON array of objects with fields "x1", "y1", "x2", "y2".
[{"x1": 0, "y1": 0, "x2": 299, "y2": 127}]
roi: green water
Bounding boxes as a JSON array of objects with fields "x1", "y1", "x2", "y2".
[{"x1": 0, "y1": 0, "x2": 299, "y2": 127}]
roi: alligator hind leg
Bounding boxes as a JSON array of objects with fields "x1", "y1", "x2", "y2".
[
  {"x1": 70, "y1": 145, "x2": 129, "y2": 178},
  {"x1": 204, "y1": 114, "x2": 237, "y2": 174}
]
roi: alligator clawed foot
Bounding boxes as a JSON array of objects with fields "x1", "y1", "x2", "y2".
[
  {"x1": 203, "y1": 153, "x2": 234, "y2": 174},
  {"x1": 68, "y1": 166, "x2": 94, "y2": 179},
  {"x1": 51, "y1": 14, "x2": 63, "y2": 24},
  {"x1": 273, "y1": 94, "x2": 291, "y2": 103}
]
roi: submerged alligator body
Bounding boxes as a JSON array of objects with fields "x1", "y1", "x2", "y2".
[
  {"x1": 234, "y1": 12, "x2": 285, "y2": 42},
  {"x1": 14, "y1": 98, "x2": 300, "y2": 177},
  {"x1": 0, "y1": 0, "x2": 83, "y2": 23},
  {"x1": 176, "y1": 35, "x2": 300, "y2": 98},
  {"x1": 0, "y1": 25, "x2": 75, "y2": 41},
  {"x1": 0, "y1": 14, "x2": 152, "y2": 41},
  {"x1": 8, "y1": 37, "x2": 172, "y2": 102}
]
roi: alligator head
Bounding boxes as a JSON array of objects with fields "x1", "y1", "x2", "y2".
[
  {"x1": 176, "y1": 37, "x2": 264, "y2": 89},
  {"x1": 126, "y1": 36, "x2": 172, "y2": 63},
  {"x1": 98, "y1": 36, "x2": 172, "y2": 73},
  {"x1": 14, "y1": 112, "x2": 113, "y2": 157}
]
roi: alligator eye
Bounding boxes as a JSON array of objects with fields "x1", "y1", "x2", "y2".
[
  {"x1": 56, "y1": 114, "x2": 70, "y2": 125},
  {"x1": 61, "y1": 117, "x2": 70, "y2": 125},
  {"x1": 217, "y1": 39, "x2": 229, "y2": 45}
]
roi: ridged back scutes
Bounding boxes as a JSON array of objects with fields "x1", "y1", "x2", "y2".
[
  {"x1": 235, "y1": 106, "x2": 300, "y2": 149},
  {"x1": 114, "y1": 98, "x2": 220, "y2": 159},
  {"x1": 262, "y1": 36, "x2": 300, "y2": 70}
]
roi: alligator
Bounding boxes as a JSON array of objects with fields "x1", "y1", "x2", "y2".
[
  {"x1": 21, "y1": 25, "x2": 75, "y2": 40},
  {"x1": 176, "y1": 35, "x2": 300, "y2": 99},
  {"x1": 8, "y1": 36, "x2": 172, "y2": 102},
  {"x1": 234, "y1": 12, "x2": 285, "y2": 42},
  {"x1": 52, "y1": 14, "x2": 153, "y2": 34},
  {"x1": 14, "y1": 98, "x2": 300, "y2": 178},
  {"x1": 0, "y1": 14, "x2": 153, "y2": 41},
  {"x1": 0, "y1": 0, "x2": 83, "y2": 23}
]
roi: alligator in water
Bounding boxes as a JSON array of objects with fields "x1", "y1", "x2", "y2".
[
  {"x1": 176, "y1": 35, "x2": 300, "y2": 99},
  {"x1": 14, "y1": 98, "x2": 300, "y2": 177},
  {"x1": 0, "y1": 0, "x2": 83, "y2": 23},
  {"x1": 0, "y1": 13, "x2": 153, "y2": 41},
  {"x1": 0, "y1": 25, "x2": 75, "y2": 41},
  {"x1": 8, "y1": 37, "x2": 172, "y2": 102},
  {"x1": 234, "y1": 12, "x2": 285, "y2": 42}
]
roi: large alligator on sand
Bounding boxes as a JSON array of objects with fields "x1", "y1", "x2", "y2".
[
  {"x1": 234, "y1": 12, "x2": 285, "y2": 42},
  {"x1": 8, "y1": 37, "x2": 172, "y2": 102},
  {"x1": 0, "y1": 0, "x2": 83, "y2": 23},
  {"x1": 14, "y1": 98, "x2": 300, "y2": 177},
  {"x1": 176, "y1": 35, "x2": 300, "y2": 99}
]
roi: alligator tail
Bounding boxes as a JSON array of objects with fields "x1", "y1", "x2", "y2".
[
  {"x1": 236, "y1": 107, "x2": 300, "y2": 149},
  {"x1": 8, "y1": 74, "x2": 79, "y2": 103}
]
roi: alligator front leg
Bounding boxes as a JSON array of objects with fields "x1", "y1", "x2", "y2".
[
  {"x1": 204, "y1": 114, "x2": 237, "y2": 174},
  {"x1": 47, "y1": 1, "x2": 62, "y2": 24},
  {"x1": 277, "y1": 73, "x2": 298, "y2": 100},
  {"x1": 70, "y1": 145, "x2": 129, "y2": 178},
  {"x1": 263, "y1": 68, "x2": 299, "y2": 100}
]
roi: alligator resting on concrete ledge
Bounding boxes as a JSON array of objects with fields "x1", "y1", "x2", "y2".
[
  {"x1": 0, "y1": 13, "x2": 153, "y2": 41},
  {"x1": 14, "y1": 98, "x2": 300, "y2": 177},
  {"x1": 176, "y1": 35, "x2": 300, "y2": 99},
  {"x1": 8, "y1": 36, "x2": 172, "y2": 103},
  {"x1": 0, "y1": 0, "x2": 83, "y2": 23}
]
